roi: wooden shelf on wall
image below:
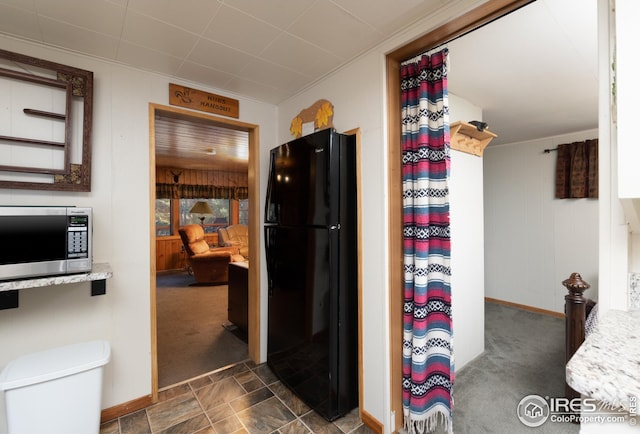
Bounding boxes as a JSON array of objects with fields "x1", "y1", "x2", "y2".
[{"x1": 450, "y1": 121, "x2": 497, "y2": 157}]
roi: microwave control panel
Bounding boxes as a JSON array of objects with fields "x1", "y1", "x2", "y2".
[{"x1": 67, "y1": 215, "x2": 89, "y2": 258}]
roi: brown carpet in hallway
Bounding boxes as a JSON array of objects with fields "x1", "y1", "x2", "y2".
[{"x1": 156, "y1": 271, "x2": 248, "y2": 388}]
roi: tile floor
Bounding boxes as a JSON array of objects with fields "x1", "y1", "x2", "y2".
[{"x1": 100, "y1": 361, "x2": 374, "y2": 434}]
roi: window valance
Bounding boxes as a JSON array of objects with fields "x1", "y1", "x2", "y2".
[
  {"x1": 155, "y1": 183, "x2": 248, "y2": 200},
  {"x1": 156, "y1": 167, "x2": 248, "y2": 200}
]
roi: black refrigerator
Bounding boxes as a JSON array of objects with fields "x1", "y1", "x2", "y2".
[{"x1": 264, "y1": 128, "x2": 358, "y2": 421}]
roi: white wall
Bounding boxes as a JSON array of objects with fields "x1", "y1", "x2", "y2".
[
  {"x1": 275, "y1": 6, "x2": 490, "y2": 424},
  {"x1": 449, "y1": 148, "x2": 485, "y2": 368},
  {"x1": 274, "y1": 0, "x2": 634, "y2": 430},
  {"x1": 596, "y1": 0, "x2": 630, "y2": 319},
  {"x1": 277, "y1": 52, "x2": 391, "y2": 426},
  {"x1": 0, "y1": 0, "x2": 564, "y2": 432},
  {"x1": 613, "y1": 0, "x2": 640, "y2": 316},
  {"x1": 271, "y1": 9, "x2": 633, "y2": 432},
  {"x1": 483, "y1": 130, "x2": 599, "y2": 313},
  {"x1": 448, "y1": 94, "x2": 485, "y2": 369},
  {"x1": 616, "y1": 1, "x2": 640, "y2": 200},
  {"x1": 0, "y1": 34, "x2": 277, "y2": 431}
]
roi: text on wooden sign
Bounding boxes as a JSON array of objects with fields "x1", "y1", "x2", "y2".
[{"x1": 169, "y1": 83, "x2": 239, "y2": 118}]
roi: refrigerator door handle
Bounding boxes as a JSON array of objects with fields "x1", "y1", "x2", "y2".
[{"x1": 265, "y1": 227, "x2": 274, "y2": 297}]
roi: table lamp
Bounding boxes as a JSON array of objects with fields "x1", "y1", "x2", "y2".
[{"x1": 189, "y1": 201, "x2": 213, "y2": 227}]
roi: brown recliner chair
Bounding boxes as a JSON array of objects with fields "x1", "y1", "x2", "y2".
[{"x1": 178, "y1": 224, "x2": 238, "y2": 284}]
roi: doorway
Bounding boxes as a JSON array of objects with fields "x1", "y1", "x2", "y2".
[
  {"x1": 385, "y1": 0, "x2": 536, "y2": 429},
  {"x1": 149, "y1": 103, "x2": 261, "y2": 400}
]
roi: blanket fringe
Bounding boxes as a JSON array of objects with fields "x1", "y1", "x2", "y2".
[{"x1": 404, "y1": 410, "x2": 452, "y2": 434}]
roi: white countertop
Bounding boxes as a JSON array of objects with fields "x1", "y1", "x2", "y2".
[
  {"x1": 566, "y1": 309, "x2": 640, "y2": 410},
  {"x1": 0, "y1": 263, "x2": 113, "y2": 292}
]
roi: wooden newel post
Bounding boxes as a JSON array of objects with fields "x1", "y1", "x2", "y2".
[{"x1": 563, "y1": 272, "x2": 590, "y2": 401}]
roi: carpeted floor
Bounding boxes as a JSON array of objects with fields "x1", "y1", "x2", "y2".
[
  {"x1": 156, "y1": 271, "x2": 249, "y2": 389},
  {"x1": 453, "y1": 301, "x2": 579, "y2": 433}
]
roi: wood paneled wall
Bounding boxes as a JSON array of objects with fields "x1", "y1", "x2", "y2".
[{"x1": 156, "y1": 233, "x2": 219, "y2": 272}]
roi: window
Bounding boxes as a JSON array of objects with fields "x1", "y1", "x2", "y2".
[
  {"x1": 239, "y1": 199, "x2": 249, "y2": 225},
  {"x1": 155, "y1": 199, "x2": 172, "y2": 236},
  {"x1": 179, "y1": 199, "x2": 230, "y2": 233},
  {"x1": 155, "y1": 198, "x2": 243, "y2": 237}
]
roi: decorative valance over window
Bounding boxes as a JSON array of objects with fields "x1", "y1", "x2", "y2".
[
  {"x1": 555, "y1": 139, "x2": 598, "y2": 199},
  {"x1": 156, "y1": 167, "x2": 248, "y2": 200},
  {"x1": 156, "y1": 183, "x2": 248, "y2": 200}
]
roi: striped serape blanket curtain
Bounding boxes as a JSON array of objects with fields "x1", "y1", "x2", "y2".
[{"x1": 400, "y1": 48, "x2": 454, "y2": 434}]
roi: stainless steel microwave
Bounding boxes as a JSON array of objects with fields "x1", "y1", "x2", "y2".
[{"x1": 0, "y1": 206, "x2": 92, "y2": 281}]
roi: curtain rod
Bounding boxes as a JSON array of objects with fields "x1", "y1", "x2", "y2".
[{"x1": 543, "y1": 148, "x2": 558, "y2": 154}]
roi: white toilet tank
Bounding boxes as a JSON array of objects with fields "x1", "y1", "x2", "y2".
[{"x1": 0, "y1": 340, "x2": 111, "y2": 434}]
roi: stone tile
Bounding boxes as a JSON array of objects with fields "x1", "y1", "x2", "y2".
[
  {"x1": 243, "y1": 359, "x2": 258, "y2": 369},
  {"x1": 206, "y1": 403, "x2": 236, "y2": 424},
  {"x1": 157, "y1": 413, "x2": 210, "y2": 434},
  {"x1": 241, "y1": 377, "x2": 266, "y2": 393},
  {"x1": 190, "y1": 375, "x2": 214, "y2": 390},
  {"x1": 234, "y1": 370, "x2": 266, "y2": 393},
  {"x1": 159, "y1": 383, "x2": 192, "y2": 402},
  {"x1": 97, "y1": 359, "x2": 367, "y2": 434},
  {"x1": 269, "y1": 381, "x2": 311, "y2": 417},
  {"x1": 212, "y1": 414, "x2": 244, "y2": 434},
  {"x1": 196, "y1": 377, "x2": 247, "y2": 410},
  {"x1": 279, "y1": 419, "x2": 311, "y2": 434},
  {"x1": 236, "y1": 396, "x2": 296, "y2": 433},
  {"x1": 332, "y1": 408, "x2": 362, "y2": 433},
  {"x1": 146, "y1": 392, "x2": 204, "y2": 432},
  {"x1": 99, "y1": 419, "x2": 120, "y2": 434},
  {"x1": 229, "y1": 386, "x2": 274, "y2": 412},
  {"x1": 119, "y1": 409, "x2": 151, "y2": 434},
  {"x1": 300, "y1": 411, "x2": 343, "y2": 434},
  {"x1": 347, "y1": 424, "x2": 376, "y2": 434},
  {"x1": 210, "y1": 363, "x2": 250, "y2": 383},
  {"x1": 234, "y1": 370, "x2": 259, "y2": 384},
  {"x1": 253, "y1": 364, "x2": 279, "y2": 385}
]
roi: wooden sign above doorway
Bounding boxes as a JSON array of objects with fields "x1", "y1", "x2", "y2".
[{"x1": 169, "y1": 83, "x2": 239, "y2": 118}]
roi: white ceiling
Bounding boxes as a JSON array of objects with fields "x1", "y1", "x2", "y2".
[
  {"x1": 447, "y1": 0, "x2": 598, "y2": 146},
  {"x1": 0, "y1": 0, "x2": 451, "y2": 104},
  {"x1": 0, "y1": 0, "x2": 598, "y2": 162}
]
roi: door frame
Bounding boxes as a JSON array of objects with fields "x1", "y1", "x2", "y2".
[
  {"x1": 148, "y1": 103, "x2": 260, "y2": 400},
  {"x1": 385, "y1": 0, "x2": 534, "y2": 429}
]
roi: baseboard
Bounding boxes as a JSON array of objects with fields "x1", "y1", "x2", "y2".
[
  {"x1": 361, "y1": 408, "x2": 384, "y2": 434},
  {"x1": 101, "y1": 394, "x2": 153, "y2": 423},
  {"x1": 485, "y1": 297, "x2": 564, "y2": 319}
]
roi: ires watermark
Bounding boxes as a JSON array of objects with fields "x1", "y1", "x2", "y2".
[{"x1": 517, "y1": 394, "x2": 637, "y2": 427}]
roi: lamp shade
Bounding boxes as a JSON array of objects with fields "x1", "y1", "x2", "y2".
[{"x1": 189, "y1": 201, "x2": 213, "y2": 215}]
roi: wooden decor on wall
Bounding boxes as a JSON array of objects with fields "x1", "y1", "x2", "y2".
[
  {"x1": 449, "y1": 120, "x2": 497, "y2": 157},
  {"x1": 169, "y1": 83, "x2": 239, "y2": 118},
  {"x1": 290, "y1": 99, "x2": 334, "y2": 138},
  {"x1": 0, "y1": 49, "x2": 93, "y2": 191}
]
